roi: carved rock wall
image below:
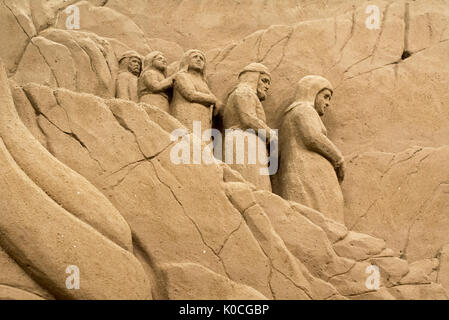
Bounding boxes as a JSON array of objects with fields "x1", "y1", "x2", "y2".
[
  {"x1": 1, "y1": 0, "x2": 449, "y2": 299},
  {"x1": 1, "y1": 70, "x2": 446, "y2": 299},
  {"x1": 202, "y1": 0, "x2": 449, "y2": 268}
]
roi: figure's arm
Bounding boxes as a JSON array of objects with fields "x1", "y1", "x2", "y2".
[
  {"x1": 142, "y1": 71, "x2": 174, "y2": 93},
  {"x1": 295, "y1": 107, "x2": 344, "y2": 169},
  {"x1": 174, "y1": 73, "x2": 217, "y2": 106},
  {"x1": 234, "y1": 91, "x2": 273, "y2": 136},
  {"x1": 116, "y1": 74, "x2": 130, "y2": 100}
]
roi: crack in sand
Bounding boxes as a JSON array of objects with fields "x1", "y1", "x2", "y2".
[
  {"x1": 403, "y1": 2, "x2": 410, "y2": 52},
  {"x1": 217, "y1": 218, "x2": 243, "y2": 256},
  {"x1": 3, "y1": 1, "x2": 34, "y2": 74},
  {"x1": 23, "y1": 87, "x2": 105, "y2": 172},
  {"x1": 240, "y1": 206, "x2": 312, "y2": 299},
  {"x1": 258, "y1": 28, "x2": 293, "y2": 64},
  {"x1": 271, "y1": 31, "x2": 293, "y2": 73},
  {"x1": 30, "y1": 40, "x2": 61, "y2": 88},
  {"x1": 402, "y1": 182, "x2": 449, "y2": 260},
  {"x1": 148, "y1": 160, "x2": 234, "y2": 280},
  {"x1": 370, "y1": 3, "x2": 392, "y2": 64}
]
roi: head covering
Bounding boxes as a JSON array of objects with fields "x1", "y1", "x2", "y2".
[
  {"x1": 238, "y1": 62, "x2": 271, "y2": 79},
  {"x1": 283, "y1": 75, "x2": 333, "y2": 116},
  {"x1": 235, "y1": 62, "x2": 272, "y2": 92},
  {"x1": 222, "y1": 63, "x2": 272, "y2": 113},
  {"x1": 294, "y1": 75, "x2": 333, "y2": 103},
  {"x1": 178, "y1": 49, "x2": 207, "y2": 79},
  {"x1": 118, "y1": 50, "x2": 141, "y2": 64},
  {"x1": 143, "y1": 51, "x2": 164, "y2": 73},
  {"x1": 118, "y1": 50, "x2": 142, "y2": 75}
]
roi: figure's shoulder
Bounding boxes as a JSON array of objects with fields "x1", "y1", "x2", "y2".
[
  {"x1": 116, "y1": 71, "x2": 128, "y2": 79},
  {"x1": 233, "y1": 84, "x2": 257, "y2": 99},
  {"x1": 283, "y1": 101, "x2": 309, "y2": 117},
  {"x1": 117, "y1": 71, "x2": 136, "y2": 81},
  {"x1": 142, "y1": 69, "x2": 156, "y2": 76},
  {"x1": 288, "y1": 102, "x2": 315, "y2": 116},
  {"x1": 142, "y1": 69, "x2": 163, "y2": 80},
  {"x1": 174, "y1": 71, "x2": 189, "y2": 81},
  {"x1": 117, "y1": 72, "x2": 135, "y2": 86}
]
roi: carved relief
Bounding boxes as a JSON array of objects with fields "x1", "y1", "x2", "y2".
[
  {"x1": 2, "y1": 0, "x2": 447, "y2": 301},
  {"x1": 272, "y1": 75, "x2": 345, "y2": 223},
  {"x1": 170, "y1": 49, "x2": 217, "y2": 135},
  {"x1": 138, "y1": 51, "x2": 175, "y2": 113},
  {"x1": 115, "y1": 51, "x2": 142, "y2": 102},
  {"x1": 222, "y1": 63, "x2": 276, "y2": 191}
]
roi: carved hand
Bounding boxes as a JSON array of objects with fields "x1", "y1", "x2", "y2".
[
  {"x1": 211, "y1": 93, "x2": 219, "y2": 105},
  {"x1": 268, "y1": 129, "x2": 278, "y2": 144},
  {"x1": 213, "y1": 100, "x2": 224, "y2": 116},
  {"x1": 168, "y1": 74, "x2": 176, "y2": 83},
  {"x1": 209, "y1": 93, "x2": 218, "y2": 106}
]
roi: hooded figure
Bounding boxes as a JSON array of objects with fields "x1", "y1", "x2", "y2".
[
  {"x1": 272, "y1": 75, "x2": 345, "y2": 223},
  {"x1": 222, "y1": 63, "x2": 276, "y2": 191},
  {"x1": 138, "y1": 51, "x2": 174, "y2": 113},
  {"x1": 115, "y1": 50, "x2": 142, "y2": 102},
  {"x1": 170, "y1": 49, "x2": 217, "y2": 134}
]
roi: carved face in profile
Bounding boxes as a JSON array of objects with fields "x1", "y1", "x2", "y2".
[
  {"x1": 127, "y1": 57, "x2": 142, "y2": 76},
  {"x1": 257, "y1": 74, "x2": 271, "y2": 101},
  {"x1": 153, "y1": 54, "x2": 167, "y2": 72},
  {"x1": 314, "y1": 88, "x2": 332, "y2": 116},
  {"x1": 188, "y1": 52, "x2": 205, "y2": 72}
]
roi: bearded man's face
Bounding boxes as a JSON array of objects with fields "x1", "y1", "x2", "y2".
[
  {"x1": 128, "y1": 57, "x2": 141, "y2": 76},
  {"x1": 257, "y1": 74, "x2": 271, "y2": 101}
]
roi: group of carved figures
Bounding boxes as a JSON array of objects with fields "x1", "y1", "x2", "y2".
[{"x1": 115, "y1": 49, "x2": 346, "y2": 223}]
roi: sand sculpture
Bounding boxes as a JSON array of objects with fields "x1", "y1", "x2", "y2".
[
  {"x1": 1, "y1": 0, "x2": 449, "y2": 301},
  {"x1": 273, "y1": 76, "x2": 345, "y2": 223},
  {"x1": 170, "y1": 49, "x2": 218, "y2": 135},
  {"x1": 138, "y1": 51, "x2": 175, "y2": 113},
  {"x1": 221, "y1": 63, "x2": 276, "y2": 191},
  {"x1": 115, "y1": 51, "x2": 142, "y2": 102}
]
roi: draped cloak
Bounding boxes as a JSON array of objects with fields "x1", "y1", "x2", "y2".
[{"x1": 272, "y1": 76, "x2": 344, "y2": 223}]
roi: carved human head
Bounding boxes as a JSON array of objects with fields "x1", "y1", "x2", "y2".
[
  {"x1": 119, "y1": 51, "x2": 142, "y2": 76},
  {"x1": 294, "y1": 75, "x2": 333, "y2": 116},
  {"x1": 315, "y1": 88, "x2": 332, "y2": 116},
  {"x1": 143, "y1": 51, "x2": 167, "y2": 73},
  {"x1": 179, "y1": 49, "x2": 207, "y2": 77},
  {"x1": 238, "y1": 63, "x2": 272, "y2": 101}
]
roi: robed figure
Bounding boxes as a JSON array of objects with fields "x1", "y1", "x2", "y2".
[
  {"x1": 272, "y1": 75, "x2": 346, "y2": 223},
  {"x1": 222, "y1": 63, "x2": 276, "y2": 191},
  {"x1": 170, "y1": 49, "x2": 217, "y2": 135}
]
